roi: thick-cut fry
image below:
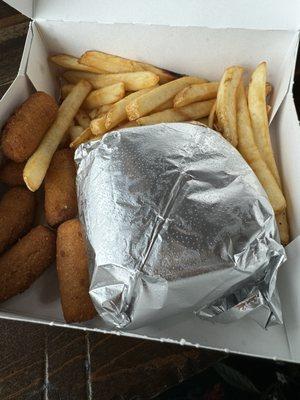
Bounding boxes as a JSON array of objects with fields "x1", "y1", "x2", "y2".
[
  {"x1": 63, "y1": 70, "x2": 159, "y2": 91},
  {"x1": 153, "y1": 98, "x2": 174, "y2": 112},
  {"x1": 89, "y1": 108, "x2": 100, "y2": 119},
  {"x1": 50, "y1": 54, "x2": 105, "y2": 73},
  {"x1": 248, "y1": 62, "x2": 281, "y2": 185},
  {"x1": 90, "y1": 115, "x2": 109, "y2": 137},
  {"x1": 174, "y1": 82, "x2": 219, "y2": 108},
  {"x1": 198, "y1": 117, "x2": 209, "y2": 126},
  {"x1": 23, "y1": 80, "x2": 92, "y2": 192},
  {"x1": 75, "y1": 109, "x2": 90, "y2": 129},
  {"x1": 208, "y1": 101, "x2": 217, "y2": 129},
  {"x1": 266, "y1": 82, "x2": 272, "y2": 97},
  {"x1": 70, "y1": 128, "x2": 93, "y2": 148},
  {"x1": 126, "y1": 76, "x2": 207, "y2": 120},
  {"x1": 104, "y1": 88, "x2": 154, "y2": 131},
  {"x1": 236, "y1": 83, "x2": 285, "y2": 213},
  {"x1": 82, "y1": 82, "x2": 125, "y2": 110},
  {"x1": 276, "y1": 210, "x2": 290, "y2": 245},
  {"x1": 79, "y1": 50, "x2": 178, "y2": 83},
  {"x1": 80, "y1": 50, "x2": 143, "y2": 73},
  {"x1": 61, "y1": 84, "x2": 75, "y2": 99},
  {"x1": 138, "y1": 62, "x2": 179, "y2": 84},
  {"x1": 216, "y1": 66, "x2": 243, "y2": 147},
  {"x1": 136, "y1": 100, "x2": 214, "y2": 126},
  {"x1": 69, "y1": 125, "x2": 84, "y2": 141}
]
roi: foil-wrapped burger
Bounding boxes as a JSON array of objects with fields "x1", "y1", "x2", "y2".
[{"x1": 75, "y1": 123, "x2": 286, "y2": 329}]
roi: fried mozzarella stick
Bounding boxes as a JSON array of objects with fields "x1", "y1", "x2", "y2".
[
  {"x1": 0, "y1": 226, "x2": 56, "y2": 302},
  {"x1": 44, "y1": 149, "x2": 77, "y2": 226},
  {"x1": 1, "y1": 92, "x2": 58, "y2": 162},
  {"x1": 0, "y1": 187, "x2": 35, "y2": 254},
  {"x1": 0, "y1": 161, "x2": 26, "y2": 186},
  {"x1": 57, "y1": 219, "x2": 96, "y2": 323}
]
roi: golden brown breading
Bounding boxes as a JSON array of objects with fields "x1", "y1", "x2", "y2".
[
  {"x1": 1, "y1": 92, "x2": 58, "y2": 162},
  {"x1": 0, "y1": 160, "x2": 26, "y2": 186},
  {"x1": 0, "y1": 225, "x2": 56, "y2": 302},
  {"x1": 0, "y1": 187, "x2": 35, "y2": 254},
  {"x1": 56, "y1": 219, "x2": 96, "y2": 323},
  {"x1": 44, "y1": 148, "x2": 77, "y2": 226}
]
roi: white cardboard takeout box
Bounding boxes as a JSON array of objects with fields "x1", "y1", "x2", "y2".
[{"x1": 0, "y1": 0, "x2": 300, "y2": 362}]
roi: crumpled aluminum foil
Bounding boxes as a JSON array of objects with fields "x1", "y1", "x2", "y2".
[{"x1": 75, "y1": 123, "x2": 286, "y2": 329}]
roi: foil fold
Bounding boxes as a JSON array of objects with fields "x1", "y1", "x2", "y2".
[{"x1": 75, "y1": 123, "x2": 286, "y2": 329}]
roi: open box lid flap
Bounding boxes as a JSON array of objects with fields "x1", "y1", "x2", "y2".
[{"x1": 5, "y1": 0, "x2": 300, "y2": 30}]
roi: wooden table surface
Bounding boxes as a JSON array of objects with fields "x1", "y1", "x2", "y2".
[{"x1": 0, "y1": 2, "x2": 299, "y2": 399}]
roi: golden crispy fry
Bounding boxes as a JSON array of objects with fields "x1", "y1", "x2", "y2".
[
  {"x1": 208, "y1": 101, "x2": 216, "y2": 129},
  {"x1": 117, "y1": 121, "x2": 139, "y2": 129},
  {"x1": 197, "y1": 117, "x2": 209, "y2": 126},
  {"x1": 266, "y1": 104, "x2": 271, "y2": 119},
  {"x1": 104, "y1": 88, "x2": 155, "y2": 131},
  {"x1": 79, "y1": 50, "x2": 143, "y2": 73},
  {"x1": 82, "y1": 82, "x2": 125, "y2": 110},
  {"x1": 216, "y1": 66, "x2": 243, "y2": 147},
  {"x1": 69, "y1": 125, "x2": 84, "y2": 142},
  {"x1": 248, "y1": 62, "x2": 281, "y2": 186},
  {"x1": 23, "y1": 80, "x2": 92, "y2": 192},
  {"x1": 70, "y1": 127, "x2": 93, "y2": 148},
  {"x1": 126, "y1": 76, "x2": 207, "y2": 120},
  {"x1": 90, "y1": 115, "x2": 108, "y2": 136},
  {"x1": 50, "y1": 54, "x2": 105, "y2": 73},
  {"x1": 61, "y1": 84, "x2": 75, "y2": 99},
  {"x1": 236, "y1": 83, "x2": 285, "y2": 213},
  {"x1": 89, "y1": 108, "x2": 101, "y2": 119},
  {"x1": 63, "y1": 70, "x2": 159, "y2": 91},
  {"x1": 79, "y1": 50, "x2": 178, "y2": 83},
  {"x1": 153, "y1": 98, "x2": 174, "y2": 112},
  {"x1": 174, "y1": 82, "x2": 219, "y2": 108},
  {"x1": 276, "y1": 210, "x2": 290, "y2": 245},
  {"x1": 266, "y1": 82, "x2": 272, "y2": 97},
  {"x1": 136, "y1": 100, "x2": 214, "y2": 126},
  {"x1": 138, "y1": 62, "x2": 179, "y2": 84},
  {"x1": 75, "y1": 109, "x2": 91, "y2": 129}
]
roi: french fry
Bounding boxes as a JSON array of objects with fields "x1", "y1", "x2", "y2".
[
  {"x1": 49, "y1": 54, "x2": 105, "y2": 73},
  {"x1": 69, "y1": 125, "x2": 84, "y2": 142},
  {"x1": 61, "y1": 84, "x2": 74, "y2": 99},
  {"x1": 236, "y1": 82, "x2": 285, "y2": 214},
  {"x1": 136, "y1": 99, "x2": 214, "y2": 126},
  {"x1": 79, "y1": 50, "x2": 178, "y2": 83},
  {"x1": 138, "y1": 62, "x2": 179, "y2": 84},
  {"x1": 153, "y1": 98, "x2": 174, "y2": 112},
  {"x1": 174, "y1": 82, "x2": 219, "y2": 108},
  {"x1": 266, "y1": 82, "x2": 272, "y2": 97},
  {"x1": 70, "y1": 128, "x2": 93, "y2": 149},
  {"x1": 276, "y1": 210, "x2": 290, "y2": 245},
  {"x1": 99, "y1": 104, "x2": 114, "y2": 114},
  {"x1": 216, "y1": 66, "x2": 243, "y2": 147},
  {"x1": 208, "y1": 101, "x2": 216, "y2": 129},
  {"x1": 90, "y1": 116, "x2": 108, "y2": 137},
  {"x1": 198, "y1": 117, "x2": 209, "y2": 126},
  {"x1": 126, "y1": 76, "x2": 207, "y2": 120},
  {"x1": 63, "y1": 70, "x2": 159, "y2": 91},
  {"x1": 23, "y1": 80, "x2": 92, "y2": 192},
  {"x1": 248, "y1": 62, "x2": 281, "y2": 186},
  {"x1": 104, "y1": 87, "x2": 155, "y2": 131},
  {"x1": 117, "y1": 121, "x2": 139, "y2": 129},
  {"x1": 89, "y1": 108, "x2": 100, "y2": 119},
  {"x1": 82, "y1": 82, "x2": 125, "y2": 110},
  {"x1": 75, "y1": 109, "x2": 90, "y2": 129}
]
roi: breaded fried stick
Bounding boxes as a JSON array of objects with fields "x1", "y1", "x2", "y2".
[
  {"x1": 57, "y1": 219, "x2": 96, "y2": 323},
  {"x1": 0, "y1": 225, "x2": 56, "y2": 302},
  {"x1": 44, "y1": 149, "x2": 77, "y2": 226},
  {"x1": 1, "y1": 92, "x2": 58, "y2": 162},
  {"x1": 0, "y1": 187, "x2": 35, "y2": 254},
  {"x1": 0, "y1": 160, "x2": 26, "y2": 186}
]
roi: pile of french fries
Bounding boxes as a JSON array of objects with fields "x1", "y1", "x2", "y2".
[{"x1": 23, "y1": 51, "x2": 288, "y2": 245}]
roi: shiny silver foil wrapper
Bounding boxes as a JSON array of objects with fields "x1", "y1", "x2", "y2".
[{"x1": 75, "y1": 123, "x2": 286, "y2": 329}]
